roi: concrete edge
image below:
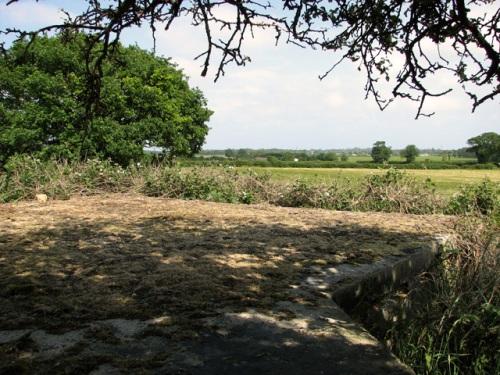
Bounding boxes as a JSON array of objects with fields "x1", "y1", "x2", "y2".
[{"x1": 331, "y1": 236, "x2": 449, "y2": 312}]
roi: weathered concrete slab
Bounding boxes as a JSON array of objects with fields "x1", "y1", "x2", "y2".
[
  {"x1": 0, "y1": 194, "x2": 454, "y2": 374},
  {"x1": 161, "y1": 292, "x2": 415, "y2": 374},
  {"x1": 30, "y1": 329, "x2": 85, "y2": 357},
  {"x1": 0, "y1": 329, "x2": 31, "y2": 344},
  {"x1": 0, "y1": 299, "x2": 414, "y2": 374}
]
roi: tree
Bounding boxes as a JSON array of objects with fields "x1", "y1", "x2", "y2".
[
  {"x1": 2, "y1": 1, "x2": 498, "y2": 119},
  {"x1": 467, "y1": 132, "x2": 500, "y2": 163},
  {"x1": 401, "y1": 145, "x2": 419, "y2": 163},
  {"x1": 371, "y1": 141, "x2": 392, "y2": 163},
  {"x1": 340, "y1": 153, "x2": 349, "y2": 162},
  {"x1": 224, "y1": 149, "x2": 235, "y2": 158},
  {"x1": 456, "y1": 147, "x2": 476, "y2": 159},
  {"x1": 317, "y1": 152, "x2": 338, "y2": 161},
  {"x1": 237, "y1": 149, "x2": 249, "y2": 158},
  {"x1": 0, "y1": 35, "x2": 212, "y2": 166}
]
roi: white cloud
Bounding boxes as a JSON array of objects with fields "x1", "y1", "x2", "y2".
[{"x1": 0, "y1": 1, "x2": 68, "y2": 30}]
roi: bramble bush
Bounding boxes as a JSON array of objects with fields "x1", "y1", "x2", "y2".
[
  {"x1": 276, "y1": 179, "x2": 358, "y2": 211},
  {"x1": 1, "y1": 157, "x2": 497, "y2": 220},
  {"x1": 0, "y1": 155, "x2": 132, "y2": 202},
  {"x1": 360, "y1": 168, "x2": 442, "y2": 214},
  {"x1": 446, "y1": 179, "x2": 499, "y2": 222},
  {"x1": 139, "y1": 166, "x2": 272, "y2": 204}
]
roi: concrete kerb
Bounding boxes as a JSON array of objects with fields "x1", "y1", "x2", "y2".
[{"x1": 330, "y1": 235, "x2": 450, "y2": 313}]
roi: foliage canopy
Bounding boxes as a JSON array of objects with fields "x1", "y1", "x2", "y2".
[
  {"x1": 371, "y1": 141, "x2": 392, "y2": 163},
  {"x1": 2, "y1": 0, "x2": 498, "y2": 119},
  {"x1": 0, "y1": 35, "x2": 212, "y2": 166},
  {"x1": 401, "y1": 144, "x2": 420, "y2": 163},
  {"x1": 467, "y1": 132, "x2": 500, "y2": 163}
]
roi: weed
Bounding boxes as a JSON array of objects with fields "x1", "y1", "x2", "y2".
[
  {"x1": 360, "y1": 168, "x2": 443, "y2": 214},
  {"x1": 0, "y1": 156, "x2": 73, "y2": 201},
  {"x1": 1, "y1": 159, "x2": 498, "y2": 221},
  {"x1": 387, "y1": 217, "x2": 499, "y2": 374},
  {"x1": 446, "y1": 179, "x2": 499, "y2": 222}
]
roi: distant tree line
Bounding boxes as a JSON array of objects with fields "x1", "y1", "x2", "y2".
[
  {"x1": 218, "y1": 132, "x2": 499, "y2": 166},
  {"x1": 224, "y1": 149, "x2": 349, "y2": 162},
  {"x1": 367, "y1": 133, "x2": 500, "y2": 164}
]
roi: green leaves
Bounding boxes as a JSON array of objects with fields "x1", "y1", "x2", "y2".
[
  {"x1": 370, "y1": 140, "x2": 392, "y2": 163},
  {"x1": 467, "y1": 132, "x2": 500, "y2": 164},
  {"x1": 0, "y1": 35, "x2": 212, "y2": 167},
  {"x1": 401, "y1": 145, "x2": 420, "y2": 163}
]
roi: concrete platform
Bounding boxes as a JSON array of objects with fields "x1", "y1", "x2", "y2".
[{"x1": 0, "y1": 194, "x2": 453, "y2": 374}]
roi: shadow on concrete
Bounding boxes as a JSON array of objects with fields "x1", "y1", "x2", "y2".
[{"x1": 0, "y1": 211, "x2": 427, "y2": 373}]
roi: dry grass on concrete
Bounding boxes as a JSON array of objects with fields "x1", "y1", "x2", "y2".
[{"x1": 0, "y1": 194, "x2": 454, "y2": 338}]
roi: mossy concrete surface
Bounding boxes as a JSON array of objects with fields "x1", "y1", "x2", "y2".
[{"x1": 0, "y1": 194, "x2": 454, "y2": 374}]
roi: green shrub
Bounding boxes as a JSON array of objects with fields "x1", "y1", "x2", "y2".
[
  {"x1": 234, "y1": 169, "x2": 276, "y2": 202},
  {"x1": 141, "y1": 166, "x2": 184, "y2": 197},
  {"x1": 276, "y1": 178, "x2": 359, "y2": 210},
  {"x1": 446, "y1": 179, "x2": 499, "y2": 221},
  {"x1": 0, "y1": 155, "x2": 134, "y2": 202},
  {"x1": 325, "y1": 180, "x2": 359, "y2": 211},
  {"x1": 0, "y1": 160, "x2": 495, "y2": 220},
  {"x1": 140, "y1": 167, "x2": 259, "y2": 204},
  {"x1": 238, "y1": 191, "x2": 254, "y2": 204},
  {"x1": 0, "y1": 155, "x2": 73, "y2": 201},
  {"x1": 277, "y1": 179, "x2": 326, "y2": 208},
  {"x1": 360, "y1": 168, "x2": 442, "y2": 214},
  {"x1": 71, "y1": 158, "x2": 132, "y2": 192}
]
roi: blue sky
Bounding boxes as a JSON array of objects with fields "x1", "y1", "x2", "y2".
[{"x1": 1, "y1": 0, "x2": 498, "y2": 149}]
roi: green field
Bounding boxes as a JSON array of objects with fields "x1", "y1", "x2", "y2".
[
  {"x1": 343, "y1": 155, "x2": 475, "y2": 163},
  {"x1": 238, "y1": 167, "x2": 500, "y2": 196}
]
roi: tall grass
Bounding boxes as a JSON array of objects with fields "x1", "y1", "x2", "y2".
[
  {"x1": 388, "y1": 217, "x2": 499, "y2": 374},
  {"x1": 1, "y1": 156, "x2": 498, "y2": 218},
  {"x1": 0, "y1": 157, "x2": 132, "y2": 201},
  {"x1": 0, "y1": 156, "x2": 274, "y2": 205}
]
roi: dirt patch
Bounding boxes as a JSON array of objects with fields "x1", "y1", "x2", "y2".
[{"x1": 0, "y1": 194, "x2": 454, "y2": 372}]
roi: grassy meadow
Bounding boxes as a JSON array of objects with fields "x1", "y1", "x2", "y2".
[{"x1": 237, "y1": 167, "x2": 500, "y2": 196}]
